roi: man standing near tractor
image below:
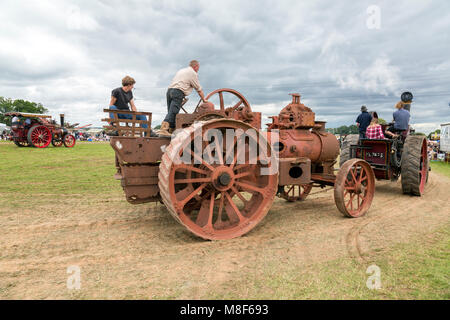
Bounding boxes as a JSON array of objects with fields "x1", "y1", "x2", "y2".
[
  {"x1": 157, "y1": 60, "x2": 208, "y2": 137},
  {"x1": 356, "y1": 105, "x2": 372, "y2": 139}
]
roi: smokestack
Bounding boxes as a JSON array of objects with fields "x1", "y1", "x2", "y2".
[{"x1": 60, "y1": 114, "x2": 65, "y2": 128}]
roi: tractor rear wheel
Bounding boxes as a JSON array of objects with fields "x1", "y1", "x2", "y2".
[
  {"x1": 339, "y1": 134, "x2": 359, "y2": 167},
  {"x1": 334, "y1": 159, "x2": 375, "y2": 218},
  {"x1": 158, "y1": 119, "x2": 278, "y2": 240},
  {"x1": 27, "y1": 125, "x2": 52, "y2": 148},
  {"x1": 401, "y1": 135, "x2": 428, "y2": 196}
]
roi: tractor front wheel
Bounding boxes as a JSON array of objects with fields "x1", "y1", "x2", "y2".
[
  {"x1": 63, "y1": 134, "x2": 76, "y2": 147},
  {"x1": 334, "y1": 159, "x2": 375, "y2": 218},
  {"x1": 52, "y1": 139, "x2": 63, "y2": 147}
]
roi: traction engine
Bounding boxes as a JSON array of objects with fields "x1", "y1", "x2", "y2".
[
  {"x1": 104, "y1": 89, "x2": 375, "y2": 240},
  {"x1": 6, "y1": 112, "x2": 76, "y2": 148}
]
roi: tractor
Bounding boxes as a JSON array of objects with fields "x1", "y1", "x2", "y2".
[
  {"x1": 103, "y1": 89, "x2": 376, "y2": 240},
  {"x1": 6, "y1": 112, "x2": 76, "y2": 148},
  {"x1": 339, "y1": 92, "x2": 429, "y2": 196}
]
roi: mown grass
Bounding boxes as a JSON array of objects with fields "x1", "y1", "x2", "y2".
[
  {"x1": 0, "y1": 141, "x2": 119, "y2": 198},
  {"x1": 209, "y1": 226, "x2": 450, "y2": 300},
  {"x1": 430, "y1": 161, "x2": 450, "y2": 179}
]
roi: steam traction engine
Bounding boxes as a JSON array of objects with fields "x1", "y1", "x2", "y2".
[
  {"x1": 104, "y1": 89, "x2": 375, "y2": 240},
  {"x1": 6, "y1": 112, "x2": 76, "y2": 148},
  {"x1": 339, "y1": 92, "x2": 429, "y2": 196}
]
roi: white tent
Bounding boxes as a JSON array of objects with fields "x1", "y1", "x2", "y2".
[{"x1": 0, "y1": 123, "x2": 10, "y2": 131}]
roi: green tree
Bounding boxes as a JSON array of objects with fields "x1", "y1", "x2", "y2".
[{"x1": 0, "y1": 97, "x2": 48, "y2": 125}]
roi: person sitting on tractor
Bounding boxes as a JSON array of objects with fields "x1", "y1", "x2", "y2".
[
  {"x1": 356, "y1": 105, "x2": 372, "y2": 139},
  {"x1": 383, "y1": 100, "x2": 411, "y2": 139},
  {"x1": 391, "y1": 101, "x2": 410, "y2": 136},
  {"x1": 107, "y1": 76, "x2": 149, "y2": 136},
  {"x1": 365, "y1": 117, "x2": 385, "y2": 139}
]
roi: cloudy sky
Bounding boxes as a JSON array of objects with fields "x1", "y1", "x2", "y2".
[{"x1": 1, "y1": 0, "x2": 449, "y2": 133}]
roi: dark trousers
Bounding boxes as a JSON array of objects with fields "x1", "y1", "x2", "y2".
[
  {"x1": 164, "y1": 88, "x2": 184, "y2": 128},
  {"x1": 359, "y1": 132, "x2": 366, "y2": 139}
]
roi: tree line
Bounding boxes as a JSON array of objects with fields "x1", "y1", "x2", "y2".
[{"x1": 0, "y1": 97, "x2": 48, "y2": 125}]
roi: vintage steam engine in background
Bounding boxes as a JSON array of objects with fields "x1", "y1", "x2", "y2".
[
  {"x1": 6, "y1": 112, "x2": 76, "y2": 148},
  {"x1": 104, "y1": 89, "x2": 375, "y2": 240}
]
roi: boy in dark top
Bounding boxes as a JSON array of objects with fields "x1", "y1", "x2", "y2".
[
  {"x1": 108, "y1": 75, "x2": 148, "y2": 135},
  {"x1": 356, "y1": 105, "x2": 372, "y2": 139}
]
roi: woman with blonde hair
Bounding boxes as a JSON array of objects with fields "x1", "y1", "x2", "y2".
[{"x1": 365, "y1": 117, "x2": 386, "y2": 139}]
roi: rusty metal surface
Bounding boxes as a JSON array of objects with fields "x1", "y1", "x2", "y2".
[
  {"x1": 176, "y1": 88, "x2": 261, "y2": 130},
  {"x1": 278, "y1": 157, "x2": 311, "y2": 186},
  {"x1": 110, "y1": 136, "x2": 169, "y2": 164}
]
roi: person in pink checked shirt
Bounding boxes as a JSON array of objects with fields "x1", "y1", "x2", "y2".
[{"x1": 365, "y1": 117, "x2": 386, "y2": 139}]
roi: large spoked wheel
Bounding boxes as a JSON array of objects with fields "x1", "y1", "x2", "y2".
[
  {"x1": 280, "y1": 184, "x2": 313, "y2": 202},
  {"x1": 159, "y1": 119, "x2": 279, "y2": 240},
  {"x1": 334, "y1": 159, "x2": 375, "y2": 218},
  {"x1": 401, "y1": 135, "x2": 428, "y2": 196},
  {"x1": 63, "y1": 134, "x2": 76, "y2": 148},
  {"x1": 52, "y1": 138, "x2": 63, "y2": 147},
  {"x1": 204, "y1": 88, "x2": 252, "y2": 114},
  {"x1": 27, "y1": 125, "x2": 52, "y2": 148}
]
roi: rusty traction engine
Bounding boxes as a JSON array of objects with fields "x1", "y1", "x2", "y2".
[{"x1": 103, "y1": 89, "x2": 375, "y2": 240}]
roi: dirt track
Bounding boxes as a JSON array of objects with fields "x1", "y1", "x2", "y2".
[{"x1": 0, "y1": 171, "x2": 449, "y2": 299}]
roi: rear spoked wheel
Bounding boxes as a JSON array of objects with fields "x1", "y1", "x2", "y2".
[
  {"x1": 27, "y1": 125, "x2": 52, "y2": 148},
  {"x1": 159, "y1": 119, "x2": 278, "y2": 240}
]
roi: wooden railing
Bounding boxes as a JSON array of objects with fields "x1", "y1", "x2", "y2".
[{"x1": 102, "y1": 109, "x2": 152, "y2": 137}]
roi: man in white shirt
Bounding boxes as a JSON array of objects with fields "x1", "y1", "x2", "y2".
[{"x1": 158, "y1": 60, "x2": 207, "y2": 137}]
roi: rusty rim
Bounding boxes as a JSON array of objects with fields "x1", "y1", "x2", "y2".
[
  {"x1": 280, "y1": 184, "x2": 313, "y2": 202},
  {"x1": 159, "y1": 119, "x2": 278, "y2": 240},
  {"x1": 334, "y1": 159, "x2": 375, "y2": 218},
  {"x1": 63, "y1": 134, "x2": 76, "y2": 148},
  {"x1": 204, "y1": 88, "x2": 252, "y2": 113},
  {"x1": 28, "y1": 125, "x2": 51, "y2": 148}
]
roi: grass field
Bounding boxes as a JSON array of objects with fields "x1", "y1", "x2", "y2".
[
  {"x1": 430, "y1": 161, "x2": 450, "y2": 178},
  {"x1": 0, "y1": 141, "x2": 449, "y2": 299}
]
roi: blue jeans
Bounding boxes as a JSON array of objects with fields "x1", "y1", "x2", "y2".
[
  {"x1": 164, "y1": 88, "x2": 184, "y2": 128},
  {"x1": 108, "y1": 105, "x2": 148, "y2": 129}
]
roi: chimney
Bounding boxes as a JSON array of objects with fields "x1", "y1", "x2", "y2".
[{"x1": 60, "y1": 114, "x2": 65, "y2": 128}]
